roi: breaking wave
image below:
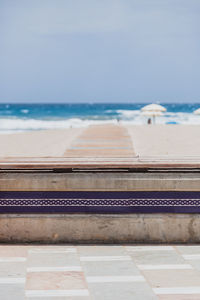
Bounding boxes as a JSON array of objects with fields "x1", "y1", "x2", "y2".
[
  {"x1": 0, "y1": 104, "x2": 200, "y2": 134},
  {"x1": 0, "y1": 118, "x2": 118, "y2": 134},
  {"x1": 117, "y1": 109, "x2": 200, "y2": 125}
]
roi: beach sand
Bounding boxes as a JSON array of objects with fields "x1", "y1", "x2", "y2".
[
  {"x1": 0, "y1": 124, "x2": 199, "y2": 157},
  {"x1": 126, "y1": 124, "x2": 200, "y2": 157},
  {"x1": 0, "y1": 128, "x2": 83, "y2": 157}
]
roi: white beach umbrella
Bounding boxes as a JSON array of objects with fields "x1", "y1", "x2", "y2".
[
  {"x1": 141, "y1": 103, "x2": 166, "y2": 124},
  {"x1": 141, "y1": 103, "x2": 166, "y2": 112},
  {"x1": 141, "y1": 111, "x2": 163, "y2": 117},
  {"x1": 194, "y1": 108, "x2": 200, "y2": 115}
]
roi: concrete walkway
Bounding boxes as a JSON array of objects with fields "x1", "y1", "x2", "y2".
[{"x1": 1, "y1": 245, "x2": 200, "y2": 299}]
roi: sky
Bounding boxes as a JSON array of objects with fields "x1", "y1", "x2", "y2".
[{"x1": 0, "y1": 0, "x2": 199, "y2": 103}]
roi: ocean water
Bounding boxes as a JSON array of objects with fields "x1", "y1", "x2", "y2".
[{"x1": 0, "y1": 103, "x2": 200, "y2": 134}]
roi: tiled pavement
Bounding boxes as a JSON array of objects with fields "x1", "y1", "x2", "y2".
[{"x1": 1, "y1": 246, "x2": 200, "y2": 299}]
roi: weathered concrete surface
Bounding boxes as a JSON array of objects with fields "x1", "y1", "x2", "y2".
[
  {"x1": 1, "y1": 172, "x2": 200, "y2": 191},
  {"x1": 0, "y1": 214, "x2": 200, "y2": 243}
]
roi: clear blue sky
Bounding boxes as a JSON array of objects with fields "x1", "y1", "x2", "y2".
[{"x1": 0, "y1": 0, "x2": 199, "y2": 103}]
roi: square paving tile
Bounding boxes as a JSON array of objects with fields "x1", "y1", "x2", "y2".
[
  {"x1": 78, "y1": 246, "x2": 127, "y2": 256},
  {"x1": 0, "y1": 262, "x2": 26, "y2": 278},
  {"x1": 27, "y1": 253, "x2": 80, "y2": 267},
  {"x1": 87, "y1": 282, "x2": 157, "y2": 300},
  {"x1": 176, "y1": 246, "x2": 200, "y2": 255},
  {"x1": 0, "y1": 284, "x2": 25, "y2": 300},
  {"x1": 28, "y1": 246, "x2": 76, "y2": 253},
  {"x1": 130, "y1": 251, "x2": 186, "y2": 265},
  {"x1": 187, "y1": 261, "x2": 200, "y2": 272},
  {"x1": 158, "y1": 295, "x2": 200, "y2": 300},
  {"x1": 81, "y1": 260, "x2": 140, "y2": 276},
  {"x1": 26, "y1": 271, "x2": 87, "y2": 290},
  {"x1": 0, "y1": 245, "x2": 29, "y2": 257},
  {"x1": 143, "y1": 269, "x2": 200, "y2": 288}
]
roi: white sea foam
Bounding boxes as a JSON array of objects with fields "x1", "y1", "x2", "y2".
[
  {"x1": 0, "y1": 110, "x2": 200, "y2": 134},
  {"x1": 0, "y1": 118, "x2": 118, "y2": 134},
  {"x1": 117, "y1": 109, "x2": 141, "y2": 118},
  {"x1": 21, "y1": 109, "x2": 29, "y2": 114},
  {"x1": 117, "y1": 109, "x2": 200, "y2": 125}
]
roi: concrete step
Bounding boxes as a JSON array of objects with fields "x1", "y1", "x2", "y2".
[{"x1": 0, "y1": 171, "x2": 200, "y2": 243}]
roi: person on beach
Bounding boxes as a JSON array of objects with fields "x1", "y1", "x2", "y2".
[{"x1": 147, "y1": 118, "x2": 152, "y2": 125}]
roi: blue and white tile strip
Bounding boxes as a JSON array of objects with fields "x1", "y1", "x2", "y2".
[{"x1": 0, "y1": 191, "x2": 200, "y2": 213}]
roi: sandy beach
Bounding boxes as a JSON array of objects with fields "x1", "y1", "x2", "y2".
[
  {"x1": 0, "y1": 128, "x2": 84, "y2": 157},
  {"x1": 0, "y1": 124, "x2": 199, "y2": 158},
  {"x1": 126, "y1": 125, "x2": 200, "y2": 157}
]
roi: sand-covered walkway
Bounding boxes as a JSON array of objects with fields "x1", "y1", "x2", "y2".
[{"x1": 64, "y1": 124, "x2": 135, "y2": 157}]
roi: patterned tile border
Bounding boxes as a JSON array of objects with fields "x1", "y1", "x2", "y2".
[{"x1": 1, "y1": 191, "x2": 200, "y2": 213}]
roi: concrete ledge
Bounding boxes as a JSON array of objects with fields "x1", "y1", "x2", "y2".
[
  {"x1": 0, "y1": 214, "x2": 200, "y2": 243},
  {"x1": 1, "y1": 172, "x2": 200, "y2": 191},
  {"x1": 1, "y1": 171, "x2": 200, "y2": 243}
]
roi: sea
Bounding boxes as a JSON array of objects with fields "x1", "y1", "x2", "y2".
[{"x1": 0, "y1": 103, "x2": 200, "y2": 134}]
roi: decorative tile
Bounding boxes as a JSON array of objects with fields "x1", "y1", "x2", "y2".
[{"x1": 2, "y1": 191, "x2": 200, "y2": 213}]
